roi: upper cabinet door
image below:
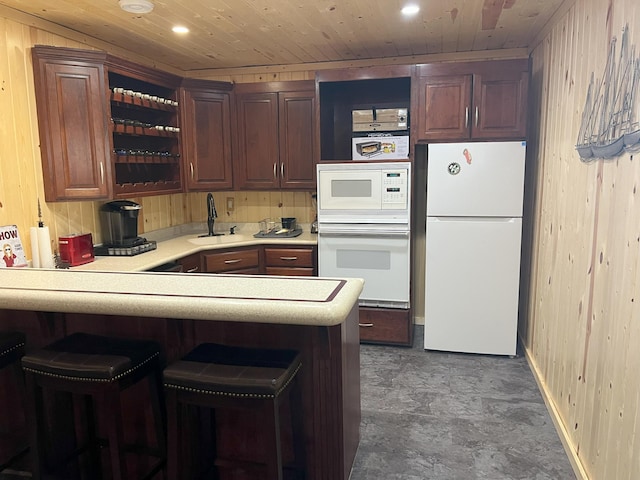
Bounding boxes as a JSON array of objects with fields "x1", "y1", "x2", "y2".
[
  {"x1": 234, "y1": 91, "x2": 280, "y2": 190},
  {"x1": 278, "y1": 90, "x2": 317, "y2": 190},
  {"x1": 416, "y1": 59, "x2": 529, "y2": 142},
  {"x1": 32, "y1": 47, "x2": 111, "y2": 201},
  {"x1": 181, "y1": 86, "x2": 233, "y2": 190},
  {"x1": 471, "y1": 70, "x2": 528, "y2": 140},
  {"x1": 417, "y1": 75, "x2": 472, "y2": 141}
]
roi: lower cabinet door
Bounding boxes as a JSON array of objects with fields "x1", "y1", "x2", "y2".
[{"x1": 358, "y1": 307, "x2": 412, "y2": 346}]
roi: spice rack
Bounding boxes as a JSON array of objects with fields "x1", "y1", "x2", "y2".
[{"x1": 108, "y1": 71, "x2": 183, "y2": 197}]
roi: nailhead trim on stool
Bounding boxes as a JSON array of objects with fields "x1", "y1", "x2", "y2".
[
  {"x1": 163, "y1": 343, "x2": 306, "y2": 480},
  {"x1": 21, "y1": 332, "x2": 167, "y2": 480}
]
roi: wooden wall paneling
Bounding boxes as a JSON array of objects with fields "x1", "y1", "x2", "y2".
[
  {"x1": 547, "y1": 3, "x2": 577, "y2": 430},
  {"x1": 525, "y1": 0, "x2": 640, "y2": 479},
  {"x1": 0, "y1": 19, "x2": 35, "y2": 257},
  {"x1": 234, "y1": 191, "x2": 250, "y2": 224},
  {"x1": 268, "y1": 191, "x2": 284, "y2": 220},
  {"x1": 598, "y1": 158, "x2": 640, "y2": 480}
]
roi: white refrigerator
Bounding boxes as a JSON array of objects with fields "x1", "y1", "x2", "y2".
[{"x1": 424, "y1": 141, "x2": 526, "y2": 356}]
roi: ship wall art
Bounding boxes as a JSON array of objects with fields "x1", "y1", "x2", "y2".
[{"x1": 576, "y1": 24, "x2": 640, "y2": 161}]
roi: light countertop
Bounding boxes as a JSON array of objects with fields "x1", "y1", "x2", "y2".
[
  {"x1": 0, "y1": 223, "x2": 364, "y2": 327},
  {"x1": 74, "y1": 222, "x2": 318, "y2": 272}
]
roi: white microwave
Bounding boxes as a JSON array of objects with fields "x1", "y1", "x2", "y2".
[{"x1": 316, "y1": 162, "x2": 411, "y2": 223}]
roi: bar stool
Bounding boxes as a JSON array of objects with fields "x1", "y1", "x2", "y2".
[
  {"x1": 163, "y1": 343, "x2": 306, "y2": 480},
  {"x1": 0, "y1": 331, "x2": 28, "y2": 471},
  {"x1": 21, "y1": 332, "x2": 166, "y2": 480}
]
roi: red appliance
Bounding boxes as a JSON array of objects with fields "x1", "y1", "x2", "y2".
[{"x1": 58, "y1": 233, "x2": 94, "y2": 266}]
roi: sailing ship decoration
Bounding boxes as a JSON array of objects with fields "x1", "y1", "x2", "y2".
[{"x1": 576, "y1": 25, "x2": 640, "y2": 161}]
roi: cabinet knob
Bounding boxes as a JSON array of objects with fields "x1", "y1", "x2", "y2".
[
  {"x1": 190, "y1": 162, "x2": 194, "y2": 180},
  {"x1": 475, "y1": 106, "x2": 479, "y2": 127},
  {"x1": 273, "y1": 162, "x2": 277, "y2": 179},
  {"x1": 99, "y1": 162, "x2": 104, "y2": 185},
  {"x1": 465, "y1": 107, "x2": 469, "y2": 129}
]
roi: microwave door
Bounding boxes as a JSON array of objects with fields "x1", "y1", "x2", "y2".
[{"x1": 317, "y1": 170, "x2": 382, "y2": 211}]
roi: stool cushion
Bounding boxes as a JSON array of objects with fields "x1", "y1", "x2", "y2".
[
  {"x1": 163, "y1": 343, "x2": 301, "y2": 398},
  {"x1": 0, "y1": 331, "x2": 26, "y2": 369},
  {"x1": 21, "y1": 332, "x2": 161, "y2": 382}
]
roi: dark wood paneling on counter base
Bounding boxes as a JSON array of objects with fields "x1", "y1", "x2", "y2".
[{"x1": 0, "y1": 306, "x2": 360, "y2": 480}]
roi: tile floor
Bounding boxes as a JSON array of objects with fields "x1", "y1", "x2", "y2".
[
  {"x1": 349, "y1": 326, "x2": 577, "y2": 480},
  {"x1": 1, "y1": 326, "x2": 576, "y2": 480}
]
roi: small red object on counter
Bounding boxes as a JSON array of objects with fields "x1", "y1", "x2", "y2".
[{"x1": 58, "y1": 233, "x2": 94, "y2": 266}]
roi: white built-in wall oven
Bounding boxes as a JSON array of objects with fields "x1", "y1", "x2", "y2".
[{"x1": 316, "y1": 162, "x2": 411, "y2": 308}]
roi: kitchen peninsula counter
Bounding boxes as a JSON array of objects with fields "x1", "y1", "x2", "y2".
[
  {"x1": 0, "y1": 269, "x2": 361, "y2": 326},
  {"x1": 0, "y1": 259, "x2": 362, "y2": 479}
]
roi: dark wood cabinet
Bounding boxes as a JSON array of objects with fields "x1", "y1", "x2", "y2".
[
  {"x1": 177, "y1": 252, "x2": 202, "y2": 273},
  {"x1": 181, "y1": 79, "x2": 234, "y2": 191},
  {"x1": 182, "y1": 244, "x2": 317, "y2": 276},
  {"x1": 417, "y1": 74, "x2": 472, "y2": 141},
  {"x1": 32, "y1": 46, "x2": 112, "y2": 201},
  {"x1": 417, "y1": 59, "x2": 529, "y2": 141},
  {"x1": 107, "y1": 59, "x2": 183, "y2": 198},
  {"x1": 202, "y1": 247, "x2": 261, "y2": 274},
  {"x1": 317, "y1": 67, "x2": 413, "y2": 162},
  {"x1": 358, "y1": 307, "x2": 412, "y2": 346},
  {"x1": 264, "y1": 246, "x2": 317, "y2": 276},
  {"x1": 32, "y1": 46, "x2": 185, "y2": 201},
  {"x1": 234, "y1": 81, "x2": 316, "y2": 190}
]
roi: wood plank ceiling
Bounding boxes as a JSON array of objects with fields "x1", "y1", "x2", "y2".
[{"x1": 0, "y1": 0, "x2": 568, "y2": 73}]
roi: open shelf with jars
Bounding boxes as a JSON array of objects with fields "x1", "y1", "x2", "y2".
[{"x1": 108, "y1": 70, "x2": 183, "y2": 197}]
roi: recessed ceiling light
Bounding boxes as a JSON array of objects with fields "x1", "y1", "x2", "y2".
[
  {"x1": 172, "y1": 25, "x2": 190, "y2": 34},
  {"x1": 401, "y1": 4, "x2": 420, "y2": 16},
  {"x1": 119, "y1": 0, "x2": 154, "y2": 14}
]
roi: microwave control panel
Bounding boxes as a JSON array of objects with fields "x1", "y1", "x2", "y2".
[{"x1": 381, "y1": 168, "x2": 409, "y2": 209}]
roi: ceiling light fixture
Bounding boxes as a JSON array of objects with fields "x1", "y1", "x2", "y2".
[
  {"x1": 172, "y1": 25, "x2": 190, "y2": 34},
  {"x1": 401, "y1": 4, "x2": 420, "y2": 16},
  {"x1": 119, "y1": 0, "x2": 154, "y2": 14}
]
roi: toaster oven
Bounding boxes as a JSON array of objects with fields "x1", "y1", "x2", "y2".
[{"x1": 355, "y1": 141, "x2": 382, "y2": 157}]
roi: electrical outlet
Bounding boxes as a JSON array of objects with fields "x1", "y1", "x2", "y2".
[{"x1": 226, "y1": 197, "x2": 234, "y2": 211}]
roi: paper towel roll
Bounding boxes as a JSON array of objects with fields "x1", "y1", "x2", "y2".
[
  {"x1": 30, "y1": 226, "x2": 41, "y2": 268},
  {"x1": 37, "y1": 226, "x2": 54, "y2": 269}
]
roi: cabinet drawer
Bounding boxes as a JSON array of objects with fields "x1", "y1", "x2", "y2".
[
  {"x1": 265, "y1": 267, "x2": 315, "y2": 276},
  {"x1": 203, "y1": 248, "x2": 260, "y2": 273},
  {"x1": 177, "y1": 253, "x2": 201, "y2": 274},
  {"x1": 358, "y1": 307, "x2": 412, "y2": 346},
  {"x1": 264, "y1": 247, "x2": 314, "y2": 267}
]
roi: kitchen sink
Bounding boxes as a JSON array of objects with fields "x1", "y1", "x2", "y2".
[{"x1": 187, "y1": 234, "x2": 248, "y2": 245}]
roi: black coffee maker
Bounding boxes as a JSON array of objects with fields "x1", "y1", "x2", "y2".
[
  {"x1": 96, "y1": 201, "x2": 156, "y2": 256},
  {"x1": 100, "y1": 200, "x2": 143, "y2": 247}
]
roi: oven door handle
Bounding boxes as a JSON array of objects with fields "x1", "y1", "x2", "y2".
[{"x1": 319, "y1": 229, "x2": 409, "y2": 238}]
